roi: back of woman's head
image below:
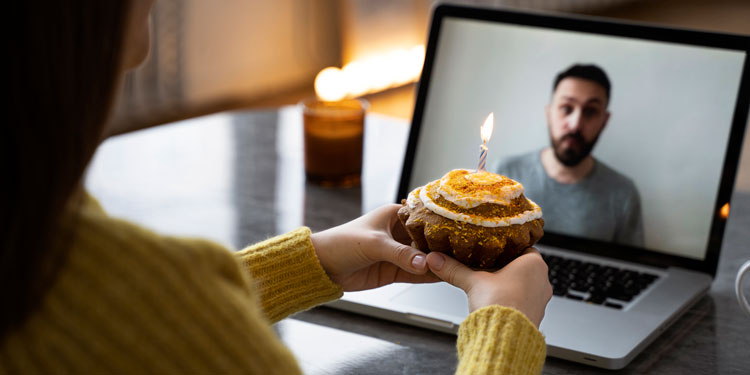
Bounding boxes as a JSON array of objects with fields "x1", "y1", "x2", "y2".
[{"x1": 2, "y1": 1, "x2": 130, "y2": 338}]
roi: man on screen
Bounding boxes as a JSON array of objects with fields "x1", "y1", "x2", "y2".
[{"x1": 495, "y1": 64, "x2": 644, "y2": 247}]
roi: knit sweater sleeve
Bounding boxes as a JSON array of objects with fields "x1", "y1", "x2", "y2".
[
  {"x1": 0, "y1": 193, "x2": 311, "y2": 374},
  {"x1": 235, "y1": 227, "x2": 343, "y2": 323},
  {"x1": 456, "y1": 305, "x2": 547, "y2": 374}
]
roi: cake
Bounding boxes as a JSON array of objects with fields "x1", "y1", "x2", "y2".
[{"x1": 398, "y1": 169, "x2": 544, "y2": 269}]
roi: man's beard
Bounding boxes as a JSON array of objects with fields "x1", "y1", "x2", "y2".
[{"x1": 550, "y1": 131, "x2": 599, "y2": 167}]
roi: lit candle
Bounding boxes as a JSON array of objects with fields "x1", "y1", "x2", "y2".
[
  {"x1": 477, "y1": 112, "x2": 494, "y2": 172},
  {"x1": 302, "y1": 67, "x2": 367, "y2": 188}
]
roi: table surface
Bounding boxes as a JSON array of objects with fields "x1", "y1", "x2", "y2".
[{"x1": 86, "y1": 107, "x2": 750, "y2": 374}]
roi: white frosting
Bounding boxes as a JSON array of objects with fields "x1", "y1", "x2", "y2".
[
  {"x1": 406, "y1": 188, "x2": 421, "y2": 209},
  {"x1": 437, "y1": 169, "x2": 523, "y2": 208},
  {"x1": 408, "y1": 169, "x2": 542, "y2": 228}
]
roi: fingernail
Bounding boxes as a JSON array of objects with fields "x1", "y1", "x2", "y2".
[
  {"x1": 411, "y1": 255, "x2": 426, "y2": 270},
  {"x1": 430, "y1": 253, "x2": 445, "y2": 271}
]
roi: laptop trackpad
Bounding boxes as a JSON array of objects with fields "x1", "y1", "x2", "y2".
[{"x1": 390, "y1": 283, "x2": 469, "y2": 318}]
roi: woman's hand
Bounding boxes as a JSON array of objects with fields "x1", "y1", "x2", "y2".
[
  {"x1": 311, "y1": 204, "x2": 438, "y2": 292},
  {"x1": 426, "y1": 248, "x2": 552, "y2": 327}
]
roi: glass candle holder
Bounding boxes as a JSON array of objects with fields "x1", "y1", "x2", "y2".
[{"x1": 301, "y1": 98, "x2": 368, "y2": 188}]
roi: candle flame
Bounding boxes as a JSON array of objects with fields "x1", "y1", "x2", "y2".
[
  {"x1": 481, "y1": 113, "x2": 494, "y2": 143},
  {"x1": 720, "y1": 202, "x2": 730, "y2": 219},
  {"x1": 314, "y1": 67, "x2": 347, "y2": 102}
]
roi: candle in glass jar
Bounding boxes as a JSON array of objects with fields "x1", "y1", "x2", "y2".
[{"x1": 301, "y1": 98, "x2": 368, "y2": 187}]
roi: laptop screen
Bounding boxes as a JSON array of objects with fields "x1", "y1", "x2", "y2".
[{"x1": 400, "y1": 6, "x2": 749, "y2": 270}]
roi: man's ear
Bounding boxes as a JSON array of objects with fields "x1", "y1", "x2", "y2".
[
  {"x1": 545, "y1": 103, "x2": 551, "y2": 124},
  {"x1": 601, "y1": 111, "x2": 611, "y2": 131}
]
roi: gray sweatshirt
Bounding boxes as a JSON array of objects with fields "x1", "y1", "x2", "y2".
[{"x1": 495, "y1": 149, "x2": 644, "y2": 247}]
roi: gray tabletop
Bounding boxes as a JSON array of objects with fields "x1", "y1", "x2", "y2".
[{"x1": 86, "y1": 107, "x2": 750, "y2": 374}]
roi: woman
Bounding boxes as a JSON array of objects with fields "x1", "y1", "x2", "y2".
[{"x1": 1, "y1": 1, "x2": 551, "y2": 373}]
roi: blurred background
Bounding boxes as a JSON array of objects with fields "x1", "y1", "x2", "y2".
[{"x1": 110, "y1": 0, "x2": 750, "y2": 191}]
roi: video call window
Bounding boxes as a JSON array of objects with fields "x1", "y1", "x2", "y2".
[{"x1": 408, "y1": 18, "x2": 746, "y2": 260}]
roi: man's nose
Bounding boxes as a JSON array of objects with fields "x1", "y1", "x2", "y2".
[{"x1": 567, "y1": 109, "x2": 582, "y2": 131}]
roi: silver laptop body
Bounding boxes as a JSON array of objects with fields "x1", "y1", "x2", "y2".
[{"x1": 328, "y1": 4, "x2": 750, "y2": 370}]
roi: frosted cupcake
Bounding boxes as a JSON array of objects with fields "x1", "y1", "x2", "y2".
[{"x1": 398, "y1": 169, "x2": 544, "y2": 269}]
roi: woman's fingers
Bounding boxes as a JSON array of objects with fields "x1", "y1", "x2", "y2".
[
  {"x1": 388, "y1": 265, "x2": 441, "y2": 284},
  {"x1": 371, "y1": 204, "x2": 401, "y2": 226},
  {"x1": 426, "y1": 252, "x2": 475, "y2": 292},
  {"x1": 368, "y1": 203, "x2": 412, "y2": 245},
  {"x1": 520, "y1": 246, "x2": 542, "y2": 258},
  {"x1": 386, "y1": 205, "x2": 413, "y2": 245},
  {"x1": 374, "y1": 241, "x2": 428, "y2": 274}
]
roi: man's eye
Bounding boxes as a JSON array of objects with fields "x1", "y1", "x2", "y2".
[
  {"x1": 583, "y1": 108, "x2": 599, "y2": 117},
  {"x1": 560, "y1": 105, "x2": 573, "y2": 115}
]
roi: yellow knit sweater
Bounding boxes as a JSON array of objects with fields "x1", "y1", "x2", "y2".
[{"x1": 0, "y1": 194, "x2": 546, "y2": 374}]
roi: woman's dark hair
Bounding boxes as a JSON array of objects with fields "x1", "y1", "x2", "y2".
[{"x1": 2, "y1": 2, "x2": 129, "y2": 338}]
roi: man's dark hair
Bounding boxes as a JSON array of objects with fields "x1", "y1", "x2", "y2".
[{"x1": 553, "y1": 64, "x2": 611, "y2": 104}]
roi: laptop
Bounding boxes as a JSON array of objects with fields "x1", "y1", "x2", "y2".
[{"x1": 328, "y1": 4, "x2": 750, "y2": 370}]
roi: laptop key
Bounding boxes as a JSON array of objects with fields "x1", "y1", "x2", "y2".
[
  {"x1": 604, "y1": 302, "x2": 623, "y2": 309},
  {"x1": 611, "y1": 294, "x2": 633, "y2": 302},
  {"x1": 586, "y1": 294, "x2": 606, "y2": 304},
  {"x1": 570, "y1": 282, "x2": 589, "y2": 293}
]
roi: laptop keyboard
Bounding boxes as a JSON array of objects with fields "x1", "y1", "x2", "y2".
[{"x1": 541, "y1": 253, "x2": 660, "y2": 309}]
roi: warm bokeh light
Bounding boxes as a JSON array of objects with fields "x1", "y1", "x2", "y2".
[
  {"x1": 315, "y1": 44, "x2": 425, "y2": 100},
  {"x1": 314, "y1": 67, "x2": 347, "y2": 102},
  {"x1": 720, "y1": 202, "x2": 730, "y2": 219},
  {"x1": 341, "y1": 61, "x2": 368, "y2": 98},
  {"x1": 481, "y1": 112, "x2": 494, "y2": 143}
]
